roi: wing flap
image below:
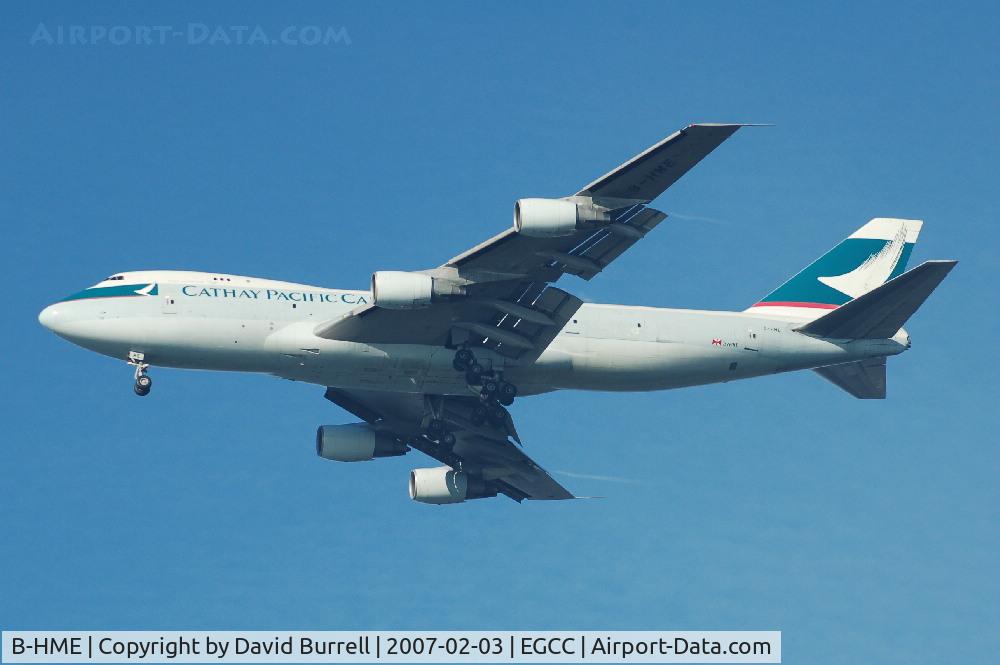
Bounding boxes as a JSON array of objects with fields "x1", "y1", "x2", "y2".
[
  {"x1": 475, "y1": 286, "x2": 583, "y2": 361},
  {"x1": 314, "y1": 283, "x2": 580, "y2": 362},
  {"x1": 565, "y1": 207, "x2": 667, "y2": 280}
]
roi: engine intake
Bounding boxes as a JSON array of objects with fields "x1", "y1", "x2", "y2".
[
  {"x1": 316, "y1": 423, "x2": 408, "y2": 462},
  {"x1": 371, "y1": 271, "x2": 433, "y2": 309},
  {"x1": 513, "y1": 198, "x2": 612, "y2": 238},
  {"x1": 408, "y1": 466, "x2": 497, "y2": 504}
]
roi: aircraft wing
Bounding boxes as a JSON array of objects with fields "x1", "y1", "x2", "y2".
[
  {"x1": 315, "y1": 124, "x2": 744, "y2": 360},
  {"x1": 574, "y1": 123, "x2": 744, "y2": 202},
  {"x1": 323, "y1": 387, "x2": 573, "y2": 501}
]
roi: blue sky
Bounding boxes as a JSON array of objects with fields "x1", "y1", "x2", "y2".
[{"x1": 1, "y1": 1, "x2": 997, "y2": 663}]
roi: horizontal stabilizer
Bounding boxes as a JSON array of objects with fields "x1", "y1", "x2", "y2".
[
  {"x1": 813, "y1": 358, "x2": 886, "y2": 399},
  {"x1": 796, "y1": 260, "x2": 957, "y2": 339}
]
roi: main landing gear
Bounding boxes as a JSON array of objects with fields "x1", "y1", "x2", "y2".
[
  {"x1": 419, "y1": 347, "x2": 519, "y2": 445},
  {"x1": 452, "y1": 347, "x2": 518, "y2": 408},
  {"x1": 469, "y1": 401, "x2": 508, "y2": 428},
  {"x1": 425, "y1": 418, "x2": 456, "y2": 448},
  {"x1": 422, "y1": 403, "x2": 506, "y2": 449},
  {"x1": 128, "y1": 351, "x2": 152, "y2": 397}
]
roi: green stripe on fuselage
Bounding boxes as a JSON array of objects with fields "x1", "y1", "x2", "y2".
[{"x1": 60, "y1": 283, "x2": 158, "y2": 302}]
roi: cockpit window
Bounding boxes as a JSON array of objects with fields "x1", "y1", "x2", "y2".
[{"x1": 105, "y1": 275, "x2": 125, "y2": 281}]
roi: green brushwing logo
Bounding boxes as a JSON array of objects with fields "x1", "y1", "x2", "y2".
[{"x1": 61, "y1": 283, "x2": 159, "y2": 302}]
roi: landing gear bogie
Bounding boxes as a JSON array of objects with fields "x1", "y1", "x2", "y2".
[
  {"x1": 454, "y1": 348, "x2": 518, "y2": 407},
  {"x1": 424, "y1": 418, "x2": 456, "y2": 449}
]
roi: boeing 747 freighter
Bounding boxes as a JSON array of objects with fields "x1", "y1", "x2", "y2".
[{"x1": 38, "y1": 124, "x2": 956, "y2": 504}]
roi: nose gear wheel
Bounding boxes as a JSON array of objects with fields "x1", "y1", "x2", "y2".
[{"x1": 128, "y1": 351, "x2": 152, "y2": 396}]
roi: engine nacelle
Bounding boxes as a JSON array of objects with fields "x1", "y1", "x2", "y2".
[
  {"x1": 371, "y1": 271, "x2": 433, "y2": 309},
  {"x1": 316, "y1": 423, "x2": 408, "y2": 462},
  {"x1": 408, "y1": 466, "x2": 497, "y2": 504},
  {"x1": 513, "y1": 198, "x2": 613, "y2": 238},
  {"x1": 513, "y1": 198, "x2": 579, "y2": 237}
]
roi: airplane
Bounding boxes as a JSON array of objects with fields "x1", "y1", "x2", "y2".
[{"x1": 38, "y1": 123, "x2": 957, "y2": 505}]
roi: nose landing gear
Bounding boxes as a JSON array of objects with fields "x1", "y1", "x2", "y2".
[
  {"x1": 128, "y1": 351, "x2": 152, "y2": 397},
  {"x1": 134, "y1": 373, "x2": 152, "y2": 396}
]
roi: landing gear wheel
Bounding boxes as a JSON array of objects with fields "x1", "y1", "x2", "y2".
[
  {"x1": 453, "y1": 348, "x2": 474, "y2": 371},
  {"x1": 499, "y1": 381, "x2": 517, "y2": 402},
  {"x1": 481, "y1": 377, "x2": 499, "y2": 399},
  {"x1": 465, "y1": 363, "x2": 485, "y2": 386},
  {"x1": 440, "y1": 432, "x2": 456, "y2": 448},
  {"x1": 470, "y1": 404, "x2": 487, "y2": 427},
  {"x1": 426, "y1": 419, "x2": 445, "y2": 437},
  {"x1": 133, "y1": 373, "x2": 152, "y2": 396},
  {"x1": 487, "y1": 404, "x2": 507, "y2": 426}
]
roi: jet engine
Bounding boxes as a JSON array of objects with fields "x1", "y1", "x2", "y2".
[
  {"x1": 513, "y1": 198, "x2": 612, "y2": 238},
  {"x1": 371, "y1": 271, "x2": 433, "y2": 309},
  {"x1": 408, "y1": 466, "x2": 498, "y2": 504},
  {"x1": 316, "y1": 423, "x2": 408, "y2": 462}
]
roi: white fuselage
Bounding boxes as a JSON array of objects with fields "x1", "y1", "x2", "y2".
[{"x1": 38, "y1": 271, "x2": 909, "y2": 396}]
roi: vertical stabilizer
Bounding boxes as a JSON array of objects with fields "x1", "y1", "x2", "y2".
[{"x1": 747, "y1": 218, "x2": 922, "y2": 320}]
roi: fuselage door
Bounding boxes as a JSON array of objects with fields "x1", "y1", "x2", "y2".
[{"x1": 162, "y1": 292, "x2": 178, "y2": 314}]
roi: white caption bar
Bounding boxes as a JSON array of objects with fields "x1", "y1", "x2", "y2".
[{"x1": 2, "y1": 631, "x2": 779, "y2": 663}]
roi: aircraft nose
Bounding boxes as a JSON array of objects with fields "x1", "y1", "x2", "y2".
[{"x1": 38, "y1": 304, "x2": 61, "y2": 331}]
